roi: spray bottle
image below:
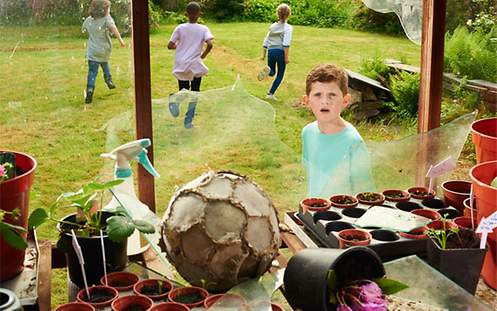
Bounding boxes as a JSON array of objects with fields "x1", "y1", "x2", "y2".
[{"x1": 100, "y1": 138, "x2": 162, "y2": 256}]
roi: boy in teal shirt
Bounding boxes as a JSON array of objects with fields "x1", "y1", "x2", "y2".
[{"x1": 302, "y1": 64, "x2": 374, "y2": 197}]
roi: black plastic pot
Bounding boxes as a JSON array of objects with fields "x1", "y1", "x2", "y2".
[
  {"x1": 57, "y1": 212, "x2": 128, "y2": 288},
  {"x1": 283, "y1": 247, "x2": 385, "y2": 311},
  {"x1": 426, "y1": 238, "x2": 486, "y2": 294}
]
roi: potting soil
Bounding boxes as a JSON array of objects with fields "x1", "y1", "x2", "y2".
[
  {"x1": 175, "y1": 292, "x2": 204, "y2": 304},
  {"x1": 82, "y1": 292, "x2": 113, "y2": 303},
  {"x1": 445, "y1": 229, "x2": 480, "y2": 249},
  {"x1": 140, "y1": 285, "x2": 162, "y2": 296}
]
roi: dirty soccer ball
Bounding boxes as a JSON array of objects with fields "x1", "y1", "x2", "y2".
[{"x1": 160, "y1": 171, "x2": 280, "y2": 292}]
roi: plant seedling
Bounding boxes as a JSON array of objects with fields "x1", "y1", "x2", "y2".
[{"x1": 425, "y1": 217, "x2": 459, "y2": 249}]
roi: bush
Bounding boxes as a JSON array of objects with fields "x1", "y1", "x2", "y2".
[
  {"x1": 351, "y1": 5, "x2": 403, "y2": 35},
  {"x1": 201, "y1": 0, "x2": 245, "y2": 21},
  {"x1": 0, "y1": 0, "x2": 35, "y2": 25},
  {"x1": 358, "y1": 55, "x2": 391, "y2": 82},
  {"x1": 390, "y1": 71, "x2": 420, "y2": 118}
]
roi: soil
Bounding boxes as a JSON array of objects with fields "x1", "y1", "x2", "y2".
[
  {"x1": 109, "y1": 279, "x2": 134, "y2": 287},
  {"x1": 140, "y1": 285, "x2": 162, "y2": 296},
  {"x1": 410, "y1": 189, "x2": 428, "y2": 196},
  {"x1": 333, "y1": 197, "x2": 355, "y2": 204},
  {"x1": 175, "y1": 292, "x2": 204, "y2": 304},
  {"x1": 385, "y1": 191, "x2": 405, "y2": 199},
  {"x1": 81, "y1": 292, "x2": 113, "y2": 303},
  {"x1": 344, "y1": 234, "x2": 367, "y2": 242},
  {"x1": 309, "y1": 202, "x2": 327, "y2": 208},
  {"x1": 358, "y1": 192, "x2": 381, "y2": 201},
  {"x1": 446, "y1": 229, "x2": 480, "y2": 249},
  {"x1": 123, "y1": 304, "x2": 147, "y2": 311}
]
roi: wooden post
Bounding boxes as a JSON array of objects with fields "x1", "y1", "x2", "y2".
[{"x1": 131, "y1": 0, "x2": 156, "y2": 212}]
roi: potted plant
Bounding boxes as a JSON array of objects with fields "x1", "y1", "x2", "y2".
[
  {"x1": 425, "y1": 218, "x2": 487, "y2": 294},
  {"x1": 382, "y1": 189, "x2": 410, "y2": 202},
  {"x1": 28, "y1": 179, "x2": 155, "y2": 288},
  {"x1": 100, "y1": 271, "x2": 139, "y2": 291},
  {"x1": 133, "y1": 278, "x2": 173, "y2": 301},
  {"x1": 355, "y1": 192, "x2": 385, "y2": 205},
  {"x1": 337, "y1": 229, "x2": 371, "y2": 248},
  {"x1": 76, "y1": 285, "x2": 119, "y2": 309},
  {"x1": 0, "y1": 151, "x2": 36, "y2": 281},
  {"x1": 407, "y1": 186, "x2": 435, "y2": 200},
  {"x1": 149, "y1": 302, "x2": 190, "y2": 311},
  {"x1": 111, "y1": 294, "x2": 153, "y2": 311},
  {"x1": 329, "y1": 195, "x2": 358, "y2": 208},
  {"x1": 300, "y1": 197, "x2": 331, "y2": 212},
  {"x1": 168, "y1": 286, "x2": 209, "y2": 308}
]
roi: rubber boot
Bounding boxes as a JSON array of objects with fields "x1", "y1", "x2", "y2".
[{"x1": 184, "y1": 102, "x2": 197, "y2": 129}]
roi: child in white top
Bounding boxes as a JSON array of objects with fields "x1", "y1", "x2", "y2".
[{"x1": 167, "y1": 1, "x2": 214, "y2": 129}]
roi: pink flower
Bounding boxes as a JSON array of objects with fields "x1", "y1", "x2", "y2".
[
  {"x1": 0, "y1": 165, "x2": 5, "y2": 177},
  {"x1": 357, "y1": 301, "x2": 388, "y2": 311},
  {"x1": 358, "y1": 281, "x2": 384, "y2": 304},
  {"x1": 337, "y1": 304, "x2": 353, "y2": 311}
]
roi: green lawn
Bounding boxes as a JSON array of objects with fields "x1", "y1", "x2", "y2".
[{"x1": 0, "y1": 21, "x2": 454, "y2": 307}]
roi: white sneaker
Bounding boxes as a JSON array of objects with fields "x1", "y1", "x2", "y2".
[
  {"x1": 266, "y1": 94, "x2": 277, "y2": 100},
  {"x1": 257, "y1": 66, "x2": 271, "y2": 81}
]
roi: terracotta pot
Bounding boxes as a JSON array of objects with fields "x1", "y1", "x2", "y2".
[
  {"x1": 338, "y1": 229, "x2": 372, "y2": 248},
  {"x1": 203, "y1": 293, "x2": 246, "y2": 308},
  {"x1": 355, "y1": 192, "x2": 385, "y2": 205},
  {"x1": 407, "y1": 186, "x2": 435, "y2": 200},
  {"x1": 441, "y1": 180, "x2": 471, "y2": 212},
  {"x1": 399, "y1": 226, "x2": 428, "y2": 239},
  {"x1": 149, "y1": 302, "x2": 190, "y2": 311},
  {"x1": 463, "y1": 198, "x2": 478, "y2": 220},
  {"x1": 111, "y1": 294, "x2": 153, "y2": 311},
  {"x1": 76, "y1": 285, "x2": 118, "y2": 309},
  {"x1": 299, "y1": 198, "x2": 331, "y2": 212},
  {"x1": 426, "y1": 220, "x2": 457, "y2": 230},
  {"x1": 55, "y1": 302, "x2": 95, "y2": 311},
  {"x1": 453, "y1": 216, "x2": 475, "y2": 230},
  {"x1": 382, "y1": 189, "x2": 410, "y2": 202},
  {"x1": 0, "y1": 151, "x2": 37, "y2": 282},
  {"x1": 329, "y1": 195, "x2": 358, "y2": 208},
  {"x1": 133, "y1": 279, "x2": 173, "y2": 301},
  {"x1": 100, "y1": 271, "x2": 139, "y2": 291},
  {"x1": 411, "y1": 209, "x2": 440, "y2": 220},
  {"x1": 168, "y1": 286, "x2": 209, "y2": 308},
  {"x1": 471, "y1": 117, "x2": 497, "y2": 163}
]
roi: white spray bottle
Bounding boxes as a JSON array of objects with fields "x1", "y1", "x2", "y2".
[{"x1": 101, "y1": 138, "x2": 162, "y2": 256}]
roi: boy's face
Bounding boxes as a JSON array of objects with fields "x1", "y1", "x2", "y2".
[{"x1": 303, "y1": 81, "x2": 351, "y2": 124}]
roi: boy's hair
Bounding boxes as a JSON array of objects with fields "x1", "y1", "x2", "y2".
[
  {"x1": 186, "y1": 2, "x2": 201, "y2": 15},
  {"x1": 277, "y1": 3, "x2": 291, "y2": 21},
  {"x1": 89, "y1": 0, "x2": 110, "y2": 19},
  {"x1": 306, "y1": 64, "x2": 349, "y2": 95}
]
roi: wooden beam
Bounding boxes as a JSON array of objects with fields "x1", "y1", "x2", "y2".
[{"x1": 131, "y1": 0, "x2": 156, "y2": 212}]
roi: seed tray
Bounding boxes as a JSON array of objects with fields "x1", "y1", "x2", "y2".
[{"x1": 297, "y1": 197, "x2": 460, "y2": 261}]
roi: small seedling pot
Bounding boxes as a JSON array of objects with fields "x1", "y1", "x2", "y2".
[
  {"x1": 462, "y1": 198, "x2": 478, "y2": 220},
  {"x1": 300, "y1": 198, "x2": 331, "y2": 212},
  {"x1": 426, "y1": 220, "x2": 457, "y2": 230},
  {"x1": 453, "y1": 216, "x2": 475, "y2": 230},
  {"x1": 407, "y1": 186, "x2": 435, "y2": 200},
  {"x1": 168, "y1": 286, "x2": 209, "y2": 308},
  {"x1": 396, "y1": 201, "x2": 421, "y2": 212},
  {"x1": 329, "y1": 195, "x2": 358, "y2": 208},
  {"x1": 55, "y1": 302, "x2": 95, "y2": 311},
  {"x1": 133, "y1": 279, "x2": 173, "y2": 301},
  {"x1": 437, "y1": 208, "x2": 460, "y2": 219},
  {"x1": 203, "y1": 293, "x2": 246, "y2": 308},
  {"x1": 441, "y1": 180, "x2": 471, "y2": 213},
  {"x1": 338, "y1": 229, "x2": 372, "y2": 248},
  {"x1": 100, "y1": 271, "x2": 139, "y2": 291},
  {"x1": 148, "y1": 302, "x2": 190, "y2": 311},
  {"x1": 411, "y1": 209, "x2": 440, "y2": 220},
  {"x1": 399, "y1": 226, "x2": 428, "y2": 239},
  {"x1": 325, "y1": 221, "x2": 354, "y2": 234},
  {"x1": 341, "y1": 208, "x2": 366, "y2": 218},
  {"x1": 76, "y1": 285, "x2": 119, "y2": 309},
  {"x1": 111, "y1": 294, "x2": 153, "y2": 311},
  {"x1": 370, "y1": 229, "x2": 399, "y2": 242},
  {"x1": 421, "y1": 198, "x2": 445, "y2": 209},
  {"x1": 382, "y1": 189, "x2": 410, "y2": 202},
  {"x1": 313, "y1": 211, "x2": 341, "y2": 223},
  {"x1": 355, "y1": 192, "x2": 385, "y2": 205}
]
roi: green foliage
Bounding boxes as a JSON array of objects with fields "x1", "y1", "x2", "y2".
[
  {"x1": 425, "y1": 217, "x2": 460, "y2": 250},
  {"x1": 389, "y1": 71, "x2": 420, "y2": 118},
  {"x1": 358, "y1": 55, "x2": 391, "y2": 81},
  {"x1": 202, "y1": 0, "x2": 245, "y2": 21},
  {"x1": 350, "y1": 5, "x2": 403, "y2": 35},
  {"x1": 0, "y1": 209, "x2": 27, "y2": 250},
  {"x1": 446, "y1": 0, "x2": 497, "y2": 33},
  {"x1": 445, "y1": 26, "x2": 497, "y2": 82}
]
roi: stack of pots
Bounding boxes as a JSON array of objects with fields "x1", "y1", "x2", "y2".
[{"x1": 469, "y1": 117, "x2": 497, "y2": 289}]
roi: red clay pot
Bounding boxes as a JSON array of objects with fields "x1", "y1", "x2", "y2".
[
  {"x1": 463, "y1": 198, "x2": 478, "y2": 220},
  {"x1": 411, "y1": 209, "x2": 440, "y2": 221},
  {"x1": 471, "y1": 117, "x2": 497, "y2": 163},
  {"x1": 100, "y1": 271, "x2": 139, "y2": 291},
  {"x1": 133, "y1": 279, "x2": 173, "y2": 301},
  {"x1": 329, "y1": 194, "x2": 358, "y2": 208},
  {"x1": 0, "y1": 151, "x2": 37, "y2": 282},
  {"x1": 453, "y1": 216, "x2": 475, "y2": 230},
  {"x1": 355, "y1": 192, "x2": 385, "y2": 205},
  {"x1": 382, "y1": 189, "x2": 411, "y2": 202},
  {"x1": 338, "y1": 229, "x2": 372, "y2": 248},
  {"x1": 203, "y1": 293, "x2": 246, "y2": 308},
  {"x1": 111, "y1": 295, "x2": 153, "y2": 311},
  {"x1": 55, "y1": 302, "x2": 95, "y2": 311},
  {"x1": 399, "y1": 226, "x2": 428, "y2": 239},
  {"x1": 168, "y1": 286, "x2": 209, "y2": 309},
  {"x1": 76, "y1": 285, "x2": 118, "y2": 309},
  {"x1": 407, "y1": 186, "x2": 435, "y2": 200},
  {"x1": 299, "y1": 197, "x2": 331, "y2": 212},
  {"x1": 149, "y1": 302, "x2": 190, "y2": 311},
  {"x1": 426, "y1": 220, "x2": 457, "y2": 230},
  {"x1": 441, "y1": 180, "x2": 471, "y2": 213}
]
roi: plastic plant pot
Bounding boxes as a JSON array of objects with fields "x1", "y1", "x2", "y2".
[
  {"x1": 149, "y1": 302, "x2": 190, "y2": 311},
  {"x1": 453, "y1": 216, "x2": 475, "y2": 230},
  {"x1": 426, "y1": 220, "x2": 457, "y2": 230},
  {"x1": 411, "y1": 209, "x2": 440, "y2": 220},
  {"x1": 399, "y1": 226, "x2": 428, "y2": 239},
  {"x1": 168, "y1": 286, "x2": 209, "y2": 309},
  {"x1": 421, "y1": 198, "x2": 445, "y2": 209},
  {"x1": 355, "y1": 192, "x2": 385, "y2": 205},
  {"x1": 133, "y1": 279, "x2": 173, "y2": 301},
  {"x1": 313, "y1": 211, "x2": 341, "y2": 223},
  {"x1": 341, "y1": 208, "x2": 366, "y2": 218},
  {"x1": 382, "y1": 189, "x2": 411, "y2": 202},
  {"x1": 338, "y1": 229, "x2": 372, "y2": 248},
  {"x1": 76, "y1": 285, "x2": 119, "y2": 309},
  {"x1": 300, "y1": 197, "x2": 331, "y2": 212},
  {"x1": 203, "y1": 293, "x2": 246, "y2": 308},
  {"x1": 111, "y1": 295, "x2": 153, "y2": 311},
  {"x1": 441, "y1": 180, "x2": 471, "y2": 212},
  {"x1": 437, "y1": 208, "x2": 460, "y2": 219},
  {"x1": 325, "y1": 221, "x2": 354, "y2": 234},
  {"x1": 370, "y1": 229, "x2": 399, "y2": 242},
  {"x1": 329, "y1": 195, "x2": 358, "y2": 208},
  {"x1": 100, "y1": 271, "x2": 139, "y2": 291},
  {"x1": 471, "y1": 117, "x2": 497, "y2": 163},
  {"x1": 463, "y1": 198, "x2": 477, "y2": 220},
  {"x1": 407, "y1": 186, "x2": 435, "y2": 200},
  {"x1": 396, "y1": 201, "x2": 421, "y2": 212},
  {"x1": 55, "y1": 302, "x2": 95, "y2": 311}
]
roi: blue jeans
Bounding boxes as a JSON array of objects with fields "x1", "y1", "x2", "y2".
[
  {"x1": 86, "y1": 60, "x2": 111, "y2": 91},
  {"x1": 267, "y1": 48, "x2": 286, "y2": 95}
]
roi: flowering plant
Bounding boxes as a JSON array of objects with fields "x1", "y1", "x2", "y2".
[
  {"x1": 0, "y1": 162, "x2": 14, "y2": 182},
  {"x1": 327, "y1": 270, "x2": 408, "y2": 311}
]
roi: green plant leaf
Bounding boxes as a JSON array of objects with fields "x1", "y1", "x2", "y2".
[
  {"x1": 102, "y1": 179, "x2": 124, "y2": 188},
  {"x1": 106, "y1": 215, "x2": 134, "y2": 242},
  {"x1": 28, "y1": 208, "x2": 49, "y2": 228},
  {"x1": 374, "y1": 277, "x2": 409, "y2": 295},
  {"x1": 327, "y1": 269, "x2": 336, "y2": 291},
  {"x1": 133, "y1": 219, "x2": 155, "y2": 234},
  {"x1": 0, "y1": 223, "x2": 28, "y2": 250}
]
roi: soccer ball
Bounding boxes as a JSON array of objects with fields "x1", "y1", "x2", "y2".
[{"x1": 160, "y1": 171, "x2": 280, "y2": 292}]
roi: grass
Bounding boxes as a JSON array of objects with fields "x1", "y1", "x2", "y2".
[{"x1": 0, "y1": 22, "x2": 482, "y2": 307}]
